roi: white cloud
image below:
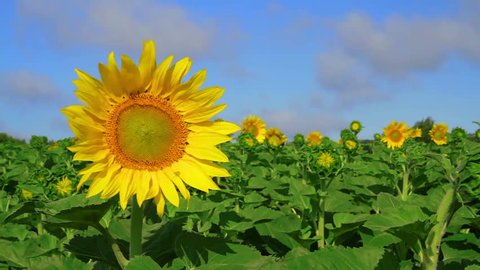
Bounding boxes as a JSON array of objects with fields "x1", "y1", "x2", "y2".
[
  {"x1": 315, "y1": 8, "x2": 480, "y2": 105},
  {"x1": 0, "y1": 70, "x2": 64, "y2": 102},
  {"x1": 16, "y1": 0, "x2": 214, "y2": 56},
  {"x1": 335, "y1": 12, "x2": 480, "y2": 76}
]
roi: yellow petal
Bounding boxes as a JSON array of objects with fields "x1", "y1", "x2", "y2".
[
  {"x1": 164, "y1": 57, "x2": 192, "y2": 92},
  {"x1": 151, "y1": 55, "x2": 174, "y2": 96},
  {"x1": 162, "y1": 167, "x2": 190, "y2": 200},
  {"x1": 138, "y1": 40, "x2": 156, "y2": 86},
  {"x1": 185, "y1": 145, "x2": 229, "y2": 162},
  {"x1": 188, "y1": 132, "x2": 232, "y2": 146},
  {"x1": 145, "y1": 171, "x2": 160, "y2": 201},
  {"x1": 154, "y1": 191, "x2": 166, "y2": 216},
  {"x1": 73, "y1": 148, "x2": 110, "y2": 162},
  {"x1": 156, "y1": 171, "x2": 179, "y2": 207},
  {"x1": 86, "y1": 163, "x2": 121, "y2": 197},
  {"x1": 136, "y1": 170, "x2": 151, "y2": 207},
  {"x1": 99, "y1": 52, "x2": 123, "y2": 96},
  {"x1": 119, "y1": 169, "x2": 136, "y2": 209},
  {"x1": 172, "y1": 160, "x2": 220, "y2": 192},
  {"x1": 183, "y1": 104, "x2": 227, "y2": 123},
  {"x1": 185, "y1": 155, "x2": 231, "y2": 177},
  {"x1": 189, "y1": 121, "x2": 241, "y2": 135},
  {"x1": 120, "y1": 54, "x2": 141, "y2": 94},
  {"x1": 101, "y1": 169, "x2": 123, "y2": 199}
]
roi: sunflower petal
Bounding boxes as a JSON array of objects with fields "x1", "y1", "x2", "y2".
[
  {"x1": 183, "y1": 104, "x2": 227, "y2": 123},
  {"x1": 172, "y1": 160, "x2": 220, "y2": 192},
  {"x1": 162, "y1": 167, "x2": 190, "y2": 199},
  {"x1": 185, "y1": 145, "x2": 229, "y2": 162},
  {"x1": 189, "y1": 121, "x2": 241, "y2": 135},
  {"x1": 185, "y1": 155, "x2": 231, "y2": 177},
  {"x1": 154, "y1": 191, "x2": 166, "y2": 216},
  {"x1": 188, "y1": 132, "x2": 232, "y2": 146},
  {"x1": 151, "y1": 55, "x2": 174, "y2": 96},
  {"x1": 99, "y1": 52, "x2": 123, "y2": 96},
  {"x1": 119, "y1": 169, "x2": 135, "y2": 209},
  {"x1": 120, "y1": 54, "x2": 142, "y2": 94},
  {"x1": 139, "y1": 40, "x2": 156, "y2": 86},
  {"x1": 156, "y1": 171, "x2": 180, "y2": 207}
]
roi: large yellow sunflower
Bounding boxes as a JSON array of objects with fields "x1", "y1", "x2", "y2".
[
  {"x1": 381, "y1": 121, "x2": 409, "y2": 149},
  {"x1": 62, "y1": 41, "x2": 240, "y2": 215},
  {"x1": 242, "y1": 115, "x2": 266, "y2": 143},
  {"x1": 429, "y1": 123, "x2": 448, "y2": 145}
]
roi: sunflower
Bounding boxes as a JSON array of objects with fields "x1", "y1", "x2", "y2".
[
  {"x1": 409, "y1": 128, "x2": 422, "y2": 138},
  {"x1": 381, "y1": 121, "x2": 409, "y2": 149},
  {"x1": 242, "y1": 115, "x2": 266, "y2": 143},
  {"x1": 21, "y1": 189, "x2": 33, "y2": 200},
  {"x1": 62, "y1": 41, "x2": 239, "y2": 215},
  {"x1": 350, "y1": 120, "x2": 362, "y2": 133},
  {"x1": 344, "y1": 139, "x2": 358, "y2": 151},
  {"x1": 429, "y1": 123, "x2": 448, "y2": 145},
  {"x1": 56, "y1": 176, "x2": 73, "y2": 197},
  {"x1": 265, "y1": 127, "x2": 287, "y2": 147},
  {"x1": 317, "y1": 152, "x2": 335, "y2": 169},
  {"x1": 306, "y1": 131, "x2": 323, "y2": 146}
]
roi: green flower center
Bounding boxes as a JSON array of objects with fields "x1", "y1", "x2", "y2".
[
  {"x1": 118, "y1": 105, "x2": 175, "y2": 162},
  {"x1": 106, "y1": 95, "x2": 189, "y2": 170},
  {"x1": 390, "y1": 130, "x2": 402, "y2": 142}
]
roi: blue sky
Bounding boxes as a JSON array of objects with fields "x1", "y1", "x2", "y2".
[{"x1": 1, "y1": 0, "x2": 479, "y2": 141}]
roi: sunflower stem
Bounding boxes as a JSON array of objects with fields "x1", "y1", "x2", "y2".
[
  {"x1": 93, "y1": 223, "x2": 128, "y2": 269},
  {"x1": 400, "y1": 165, "x2": 410, "y2": 201},
  {"x1": 130, "y1": 197, "x2": 143, "y2": 259}
]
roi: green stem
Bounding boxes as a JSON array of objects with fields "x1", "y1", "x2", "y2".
[
  {"x1": 400, "y1": 165, "x2": 410, "y2": 201},
  {"x1": 422, "y1": 187, "x2": 456, "y2": 270},
  {"x1": 316, "y1": 195, "x2": 326, "y2": 249},
  {"x1": 37, "y1": 213, "x2": 46, "y2": 235},
  {"x1": 130, "y1": 197, "x2": 144, "y2": 259},
  {"x1": 94, "y1": 224, "x2": 128, "y2": 269}
]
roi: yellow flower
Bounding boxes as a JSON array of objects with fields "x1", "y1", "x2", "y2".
[
  {"x1": 62, "y1": 41, "x2": 240, "y2": 216},
  {"x1": 317, "y1": 152, "x2": 335, "y2": 168},
  {"x1": 56, "y1": 177, "x2": 73, "y2": 196},
  {"x1": 409, "y1": 128, "x2": 422, "y2": 138},
  {"x1": 245, "y1": 137, "x2": 255, "y2": 147},
  {"x1": 242, "y1": 115, "x2": 266, "y2": 143},
  {"x1": 265, "y1": 127, "x2": 287, "y2": 147},
  {"x1": 429, "y1": 123, "x2": 448, "y2": 145},
  {"x1": 306, "y1": 131, "x2": 323, "y2": 146},
  {"x1": 22, "y1": 189, "x2": 33, "y2": 200},
  {"x1": 381, "y1": 121, "x2": 409, "y2": 149},
  {"x1": 338, "y1": 139, "x2": 343, "y2": 145},
  {"x1": 345, "y1": 139, "x2": 357, "y2": 150},
  {"x1": 350, "y1": 120, "x2": 362, "y2": 133}
]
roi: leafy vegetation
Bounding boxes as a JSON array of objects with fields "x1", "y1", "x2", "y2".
[{"x1": 0, "y1": 127, "x2": 479, "y2": 269}]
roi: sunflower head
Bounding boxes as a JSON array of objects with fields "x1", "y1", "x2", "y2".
[
  {"x1": 451, "y1": 127, "x2": 466, "y2": 142},
  {"x1": 344, "y1": 139, "x2": 358, "y2": 152},
  {"x1": 242, "y1": 115, "x2": 266, "y2": 143},
  {"x1": 317, "y1": 152, "x2": 336, "y2": 169},
  {"x1": 381, "y1": 121, "x2": 409, "y2": 149},
  {"x1": 293, "y1": 133, "x2": 305, "y2": 147},
  {"x1": 265, "y1": 127, "x2": 287, "y2": 147},
  {"x1": 350, "y1": 120, "x2": 362, "y2": 134},
  {"x1": 62, "y1": 40, "x2": 240, "y2": 216},
  {"x1": 21, "y1": 189, "x2": 33, "y2": 200},
  {"x1": 409, "y1": 128, "x2": 422, "y2": 138},
  {"x1": 429, "y1": 123, "x2": 449, "y2": 145},
  {"x1": 238, "y1": 132, "x2": 257, "y2": 149},
  {"x1": 56, "y1": 177, "x2": 73, "y2": 197},
  {"x1": 306, "y1": 131, "x2": 323, "y2": 146}
]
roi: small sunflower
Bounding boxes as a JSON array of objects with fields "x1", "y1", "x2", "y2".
[
  {"x1": 306, "y1": 131, "x2": 323, "y2": 146},
  {"x1": 242, "y1": 115, "x2": 266, "y2": 143},
  {"x1": 381, "y1": 121, "x2": 409, "y2": 149},
  {"x1": 344, "y1": 139, "x2": 358, "y2": 151},
  {"x1": 56, "y1": 177, "x2": 73, "y2": 197},
  {"x1": 21, "y1": 189, "x2": 33, "y2": 200},
  {"x1": 62, "y1": 41, "x2": 240, "y2": 215},
  {"x1": 409, "y1": 128, "x2": 422, "y2": 138},
  {"x1": 317, "y1": 152, "x2": 335, "y2": 169},
  {"x1": 350, "y1": 120, "x2": 362, "y2": 133},
  {"x1": 265, "y1": 127, "x2": 287, "y2": 147},
  {"x1": 429, "y1": 123, "x2": 448, "y2": 145}
]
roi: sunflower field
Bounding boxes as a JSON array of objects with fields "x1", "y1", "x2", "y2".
[
  {"x1": 1, "y1": 120, "x2": 480, "y2": 270},
  {"x1": 1, "y1": 41, "x2": 480, "y2": 269}
]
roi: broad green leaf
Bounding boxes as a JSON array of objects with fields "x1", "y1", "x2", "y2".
[
  {"x1": 364, "y1": 205, "x2": 428, "y2": 231},
  {"x1": 126, "y1": 256, "x2": 162, "y2": 270}
]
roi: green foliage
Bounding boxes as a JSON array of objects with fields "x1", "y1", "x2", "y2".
[{"x1": 1, "y1": 130, "x2": 480, "y2": 269}]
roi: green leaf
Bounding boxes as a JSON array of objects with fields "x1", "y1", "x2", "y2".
[
  {"x1": 27, "y1": 255, "x2": 94, "y2": 270},
  {"x1": 284, "y1": 246, "x2": 384, "y2": 269},
  {"x1": 126, "y1": 256, "x2": 162, "y2": 270},
  {"x1": 364, "y1": 205, "x2": 428, "y2": 231}
]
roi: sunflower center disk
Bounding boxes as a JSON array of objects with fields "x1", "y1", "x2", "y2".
[
  {"x1": 106, "y1": 96, "x2": 188, "y2": 170},
  {"x1": 118, "y1": 106, "x2": 175, "y2": 162},
  {"x1": 390, "y1": 131, "x2": 402, "y2": 142}
]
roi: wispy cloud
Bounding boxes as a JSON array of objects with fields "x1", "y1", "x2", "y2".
[
  {"x1": 315, "y1": 8, "x2": 480, "y2": 105},
  {"x1": 0, "y1": 70, "x2": 65, "y2": 103},
  {"x1": 16, "y1": 0, "x2": 214, "y2": 56}
]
